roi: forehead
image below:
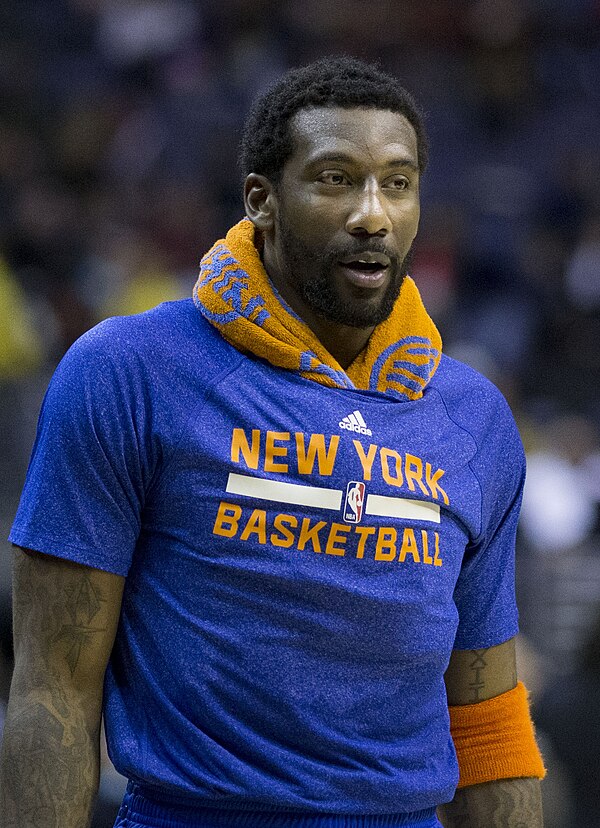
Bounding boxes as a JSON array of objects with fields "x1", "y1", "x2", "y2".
[{"x1": 286, "y1": 107, "x2": 419, "y2": 169}]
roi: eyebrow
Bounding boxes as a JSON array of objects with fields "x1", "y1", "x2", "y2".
[{"x1": 306, "y1": 152, "x2": 419, "y2": 172}]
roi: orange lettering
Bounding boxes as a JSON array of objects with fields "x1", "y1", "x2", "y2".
[
  {"x1": 326, "y1": 523, "x2": 350, "y2": 556},
  {"x1": 426, "y1": 463, "x2": 450, "y2": 505},
  {"x1": 421, "y1": 529, "x2": 433, "y2": 564},
  {"x1": 213, "y1": 501, "x2": 242, "y2": 538},
  {"x1": 405, "y1": 454, "x2": 429, "y2": 496},
  {"x1": 353, "y1": 441, "x2": 378, "y2": 481},
  {"x1": 434, "y1": 532, "x2": 443, "y2": 566},
  {"x1": 270, "y1": 514, "x2": 298, "y2": 548},
  {"x1": 295, "y1": 433, "x2": 339, "y2": 475},
  {"x1": 380, "y1": 447, "x2": 404, "y2": 488},
  {"x1": 298, "y1": 518, "x2": 326, "y2": 553},
  {"x1": 230, "y1": 429, "x2": 260, "y2": 469},
  {"x1": 375, "y1": 527, "x2": 397, "y2": 561},
  {"x1": 264, "y1": 431, "x2": 289, "y2": 473},
  {"x1": 354, "y1": 526, "x2": 375, "y2": 559},
  {"x1": 240, "y1": 509, "x2": 267, "y2": 544},
  {"x1": 398, "y1": 527, "x2": 420, "y2": 562}
]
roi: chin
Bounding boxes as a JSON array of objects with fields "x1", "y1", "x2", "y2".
[
  {"x1": 318, "y1": 301, "x2": 395, "y2": 329},
  {"x1": 318, "y1": 281, "x2": 404, "y2": 329}
]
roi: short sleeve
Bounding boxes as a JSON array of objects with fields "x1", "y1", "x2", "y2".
[
  {"x1": 9, "y1": 323, "x2": 152, "y2": 576},
  {"x1": 452, "y1": 403, "x2": 525, "y2": 650}
]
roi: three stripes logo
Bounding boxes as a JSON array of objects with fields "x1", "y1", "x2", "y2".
[{"x1": 339, "y1": 409, "x2": 372, "y2": 436}]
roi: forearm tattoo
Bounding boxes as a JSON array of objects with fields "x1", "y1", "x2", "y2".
[
  {"x1": 438, "y1": 778, "x2": 544, "y2": 827},
  {"x1": 461, "y1": 645, "x2": 518, "y2": 704},
  {"x1": 0, "y1": 552, "x2": 107, "y2": 828},
  {"x1": 1, "y1": 701, "x2": 99, "y2": 828},
  {"x1": 466, "y1": 648, "x2": 489, "y2": 702}
]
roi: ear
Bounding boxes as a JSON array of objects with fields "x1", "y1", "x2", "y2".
[{"x1": 244, "y1": 173, "x2": 277, "y2": 233}]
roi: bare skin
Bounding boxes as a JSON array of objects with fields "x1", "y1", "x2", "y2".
[
  {"x1": 0, "y1": 548, "x2": 125, "y2": 828},
  {"x1": 444, "y1": 638, "x2": 518, "y2": 706},
  {"x1": 438, "y1": 777, "x2": 543, "y2": 827},
  {"x1": 439, "y1": 638, "x2": 543, "y2": 827}
]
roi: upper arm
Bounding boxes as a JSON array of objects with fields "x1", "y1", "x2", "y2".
[
  {"x1": 8, "y1": 330, "x2": 150, "y2": 577},
  {"x1": 452, "y1": 389, "x2": 524, "y2": 653},
  {"x1": 11, "y1": 547, "x2": 125, "y2": 709},
  {"x1": 444, "y1": 637, "x2": 517, "y2": 705}
]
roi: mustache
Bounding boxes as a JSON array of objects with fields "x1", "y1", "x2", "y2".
[
  {"x1": 325, "y1": 244, "x2": 414, "y2": 278},
  {"x1": 327, "y1": 240, "x2": 399, "y2": 265}
]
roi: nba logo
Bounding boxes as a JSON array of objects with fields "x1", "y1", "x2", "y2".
[{"x1": 344, "y1": 481, "x2": 365, "y2": 523}]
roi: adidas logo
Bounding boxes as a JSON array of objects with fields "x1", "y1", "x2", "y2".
[{"x1": 339, "y1": 409, "x2": 373, "y2": 436}]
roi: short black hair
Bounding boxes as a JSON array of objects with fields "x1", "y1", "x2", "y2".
[{"x1": 240, "y1": 56, "x2": 428, "y2": 184}]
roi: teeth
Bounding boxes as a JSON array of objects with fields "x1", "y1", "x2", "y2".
[
  {"x1": 350, "y1": 261, "x2": 381, "y2": 271},
  {"x1": 346, "y1": 258, "x2": 386, "y2": 266}
]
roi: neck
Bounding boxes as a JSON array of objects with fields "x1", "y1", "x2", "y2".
[
  {"x1": 302, "y1": 317, "x2": 373, "y2": 369},
  {"x1": 262, "y1": 239, "x2": 374, "y2": 369}
]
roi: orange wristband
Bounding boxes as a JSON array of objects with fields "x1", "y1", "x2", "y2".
[{"x1": 449, "y1": 681, "x2": 546, "y2": 789}]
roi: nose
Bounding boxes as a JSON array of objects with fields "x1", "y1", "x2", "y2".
[{"x1": 345, "y1": 179, "x2": 392, "y2": 237}]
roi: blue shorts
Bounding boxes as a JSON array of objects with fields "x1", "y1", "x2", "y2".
[{"x1": 113, "y1": 782, "x2": 442, "y2": 828}]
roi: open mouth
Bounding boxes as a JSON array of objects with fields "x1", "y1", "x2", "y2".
[
  {"x1": 337, "y1": 255, "x2": 390, "y2": 288},
  {"x1": 345, "y1": 261, "x2": 384, "y2": 273}
]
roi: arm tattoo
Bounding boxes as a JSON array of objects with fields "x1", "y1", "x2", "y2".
[
  {"x1": 55, "y1": 573, "x2": 107, "y2": 675},
  {"x1": 1, "y1": 702, "x2": 99, "y2": 828},
  {"x1": 0, "y1": 552, "x2": 115, "y2": 828},
  {"x1": 467, "y1": 648, "x2": 489, "y2": 703},
  {"x1": 438, "y1": 778, "x2": 544, "y2": 827},
  {"x1": 15, "y1": 554, "x2": 108, "y2": 678}
]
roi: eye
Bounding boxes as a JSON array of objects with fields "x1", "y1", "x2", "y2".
[
  {"x1": 384, "y1": 175, "x2": 410, "y2": 190},
  {"x1": 317, "y1": 171, "x2": 350, "y2": 186}
]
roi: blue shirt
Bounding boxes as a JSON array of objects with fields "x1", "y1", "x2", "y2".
[{"x1": 10, "y1": 299, "x2": 522, "y2": 816}]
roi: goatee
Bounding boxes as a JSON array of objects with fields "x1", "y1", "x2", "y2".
[{"x1": 277, "y1": 215, "x2": 412, "y2": 329}]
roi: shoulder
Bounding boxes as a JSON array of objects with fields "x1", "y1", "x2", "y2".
[
  {"x1": 429, "y1": 354, "x2": 521, "y2": 447},
  {"x1": 429, "y1": 355, "x2": 525, "y2": 509},
  {"x1": 55, "y1": 299, "x2": 242, "y2": 390},
  {"x1": 67, "y1": 298, "x2": 231, "y2": 361},
  {"x1": 40, "y1": 299, "x2": 245, "y2": 442}
]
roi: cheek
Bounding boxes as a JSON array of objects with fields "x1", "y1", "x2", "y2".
[
  {"x1": 290, "y1": 212, "x2": 338, "y2": 251},
  {"x1": 280, "y1": 197, "x2": 332, "y2": 237},
  {"x1": 410, "y1": 205, "x2": 421, "y2": 240},
  {"x1": 397, "y1": 201, "x2": 420, "y2": 244}
]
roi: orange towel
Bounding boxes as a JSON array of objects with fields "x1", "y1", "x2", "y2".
[{"x1": 193, "y1": 219, "x2": 442, "y2": 400}]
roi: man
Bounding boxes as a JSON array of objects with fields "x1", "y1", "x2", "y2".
[{"x1": 0, "y1": 57, "x2": 544, "y2": 827}]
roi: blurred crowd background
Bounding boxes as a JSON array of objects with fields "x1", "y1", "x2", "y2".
[{"x1": 1, "y1": 1, "x2": 599, "y2": 825}]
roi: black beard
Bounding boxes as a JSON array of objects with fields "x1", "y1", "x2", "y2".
[{"x1": 276, "y1": 213, "x2": 411, "y2": 329}]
